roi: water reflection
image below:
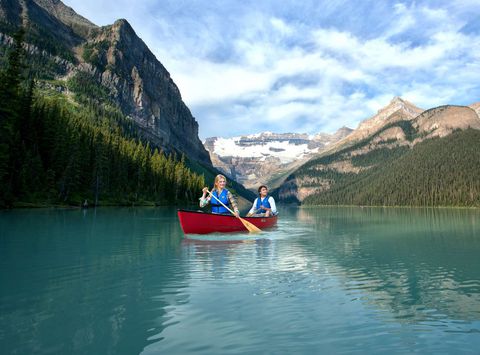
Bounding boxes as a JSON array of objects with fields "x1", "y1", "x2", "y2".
[
  {"x1": 0, "y1": 208, "x2": 187, "y2": 355},
  {"x1": 294, "y1": 206, "x2": 480, "y2": 324},
  {"x1": 1, "y1": 206, "x2": 480, "y2": 354}
]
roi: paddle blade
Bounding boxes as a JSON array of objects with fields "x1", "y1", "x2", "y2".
[{"x1": 239, "y1": 217, "x2": 262, "y2": 233}]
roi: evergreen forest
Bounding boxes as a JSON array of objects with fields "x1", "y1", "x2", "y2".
[
  {"x1": 0, "y1": 30, "x2": 205, "y2": 208},
  {"x1": 302, "y1": 129, "x2": 480, "y2": 207}
]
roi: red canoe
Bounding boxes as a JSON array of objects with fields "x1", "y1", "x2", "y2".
[{"x1": 177, "y1": 209, "x2": 278, "y2": 234}]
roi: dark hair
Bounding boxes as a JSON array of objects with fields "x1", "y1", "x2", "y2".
[{"x1": 258, "y1": 185, "x2": 268, "y2": 194}]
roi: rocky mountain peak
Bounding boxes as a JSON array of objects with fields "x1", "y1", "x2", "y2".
[
  {"x1": 332, "y1": 126, "x2": 353, "y2": 139},
  {"x1": 372, "y1": 96, "x2": 422, "y2": 123},
  {"x1": 311, "y1": 126, "x2": 352, "y2": 146},
  {"x1": 79, "y1": 18, "x2": 208, "y2": 163},
  {"x1": 337, "y1": 125, "x2": 353, "y2": 131},
  {"x1": 92, "y1": 19, "x2": 138, "y2": 44},
  {"x1": 111, "y1": 18, "x2": 135, "y2": 37},
  {"x1": 325, "y1": 97, "x2": 424, "y2": 152},
  {"x1": 0, "y1": 0, "x2": 211, "y2": 164},
  {"x1": 33, "y1": 0, "x2": 96, "y2": 37},
  {"x1": 389, "y1": 96, "x2": 404, "y2": 105}
]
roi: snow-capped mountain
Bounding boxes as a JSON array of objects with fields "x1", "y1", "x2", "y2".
[{"x1": 203, "y1": 128, "x2": 352, "y2": 190}]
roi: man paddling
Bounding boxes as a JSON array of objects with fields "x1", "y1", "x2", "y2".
[{"x1": 247, "y1": 185, "x2": 277, "y2": 217}]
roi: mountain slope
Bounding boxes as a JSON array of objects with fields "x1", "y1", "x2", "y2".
[
  {"x1": 32, "y1": 0, "x2": 96, "y2": 37},
  {"x1": 0, "y1": 29, "x2": 207, "y2": 207},
  {"x1": 303, "y1": 129, "x2": 480, "y2": 207},
  {"x1": 321, "y1": 97, "x2": 424, "y2": 156},
  {"x1": 0, "y1": 0, "x2": 211, "y2": 164},
  {"x1": 78, "y1": 19, "x2": 211, "y2": 163},
  {"x1": 0, "y1": 0, "x2": 255, "y2": 206},
  {"x1": 275, "y1": 101, "x2": 480, "y2": 206}
]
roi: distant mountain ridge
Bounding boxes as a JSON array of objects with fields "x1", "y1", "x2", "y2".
[
  {"x1": 204, "y1": 128, "x2": 352, "y2": 190},
  {"x1": 32, "y1": 0, "x2": 96, "y2": 35},
  {"x1": 321, "y1": 97, "x2": 424, "y2": 155},
  {"x1": 203, "y1": 97, "x2": 429, "y2": 193},
  {"x1": 0, "y1": 0, "x2": 211, "y2": 164},
  {"x1": 274, "y1": 98, "x2": 480, "y2": 207}
]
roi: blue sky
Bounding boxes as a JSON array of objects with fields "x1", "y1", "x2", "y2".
[{"x1": 62, "y1": 0, "x2": 480, "y2": 139}]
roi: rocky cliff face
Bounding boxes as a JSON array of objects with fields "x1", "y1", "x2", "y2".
[
  {"x1": 204, "y1": 129, "x2": 352, "y2": 190},
  {"x1": 413, "y1": 105, "x2": 480, "y2": 139},
  {"x1": 77, "y1": 19, "x2": 210, "y2": 163},
  {"x1": 468, "y1": 102, "x2": 480, "y2": 119},
  {"x1": 0, "y1": 0, "x2": 211, "y2": 164},
  {"x1": 323, "y1": 97, "x2": 424, "y2": 155}
]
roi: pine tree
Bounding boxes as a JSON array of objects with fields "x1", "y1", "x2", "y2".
[{"x1": 0, "y1": 28, "x2": 26, "y2": 206}]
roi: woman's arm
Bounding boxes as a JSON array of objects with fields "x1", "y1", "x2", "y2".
[
  {"x1": 199, "y1": 196, "x2": 211, "y2": 208},
  {"x1": 199, "y1": 187, "x2": 211, "y2": 207},
  {"x1": 227, "y1": 191, "x2": 240, "y2": 215}
]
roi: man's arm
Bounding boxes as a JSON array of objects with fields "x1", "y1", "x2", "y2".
[
  {"x1": 269, "y1": 197, "x2": 277, "y2": 214},
  {"x1": 247, "y1": 198, "x2": 258, "y2": 216}
]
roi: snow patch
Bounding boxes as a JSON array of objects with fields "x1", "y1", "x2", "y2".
[{"x1": 212, "y1": 137, "x2": 319, "y2": 164}]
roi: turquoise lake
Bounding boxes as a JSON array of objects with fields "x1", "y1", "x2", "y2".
[{"x1": 1, "y1": 206, "x2": 479, "y2": 354}]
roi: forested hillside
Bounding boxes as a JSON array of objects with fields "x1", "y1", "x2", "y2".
[
  {"x1": 0, "y1": 30, "x2": 205, "y2": 208},
  {"x1": 301, "y1": 129, "x2": 480, "y2": 207}
]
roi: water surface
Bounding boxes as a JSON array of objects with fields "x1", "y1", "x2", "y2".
[{"x1": 1, "y1": 206, "x2": 479, "y2": 354}]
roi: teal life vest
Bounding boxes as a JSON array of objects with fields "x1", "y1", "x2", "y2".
[
  {"x1": 256, "y1": 195, "x2": 272, "y2": 212},
  {"x1": 211, "y1": 189, "x2": 230, "y2": 214}
]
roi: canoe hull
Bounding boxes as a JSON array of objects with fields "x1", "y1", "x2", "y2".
[{"x1": 177, "y1": 209, "x2": 278, "y2": 234}]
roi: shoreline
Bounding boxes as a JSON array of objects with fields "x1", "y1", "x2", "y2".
[
  {"x1": 300, "y1": 204, "x2": 480, "y2": 210},
  {"x1": 2, "y1": 201, "x2": 198, "y2": 210},
  {"x1": 3, "y1": 202, "x2": 478, "y2": 210}
]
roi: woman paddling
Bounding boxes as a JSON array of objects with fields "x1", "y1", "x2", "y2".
[
  {"x1": 247, "y1": 185, "x2": 277, "y2": 217},
  {"x1": 200, "y1": 174, "x2": 240, "y2": 217}
]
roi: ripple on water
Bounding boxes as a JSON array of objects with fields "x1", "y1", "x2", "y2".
[{"x1": 2, "y1": 207, "x2": 480, "y2": 354}]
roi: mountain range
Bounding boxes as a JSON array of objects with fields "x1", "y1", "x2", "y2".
[
  {"x1": 1, "y1": 0, "x2": 478, "y2": 208},
  {"x1": 274, "y1": 97, "x2": 480, "y2": 206},
  {"x1": 203, "y1": 127, "x2": 352, "y2": 189},
  {"x1": 204, "y1": 96, "x2": 480, "y2": 207}
]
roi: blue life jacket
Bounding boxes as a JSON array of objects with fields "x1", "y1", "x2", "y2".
[
  {"x1": 256, "y1": 195, "x2": 272, "y2": 212},
  {"x1": 211, "y1": 189, "x2": 230, "y2": 214}
]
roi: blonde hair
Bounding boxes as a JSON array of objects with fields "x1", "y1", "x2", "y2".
[{"x1": 213, "y1": 174, "x2": 227, "y2": 193}]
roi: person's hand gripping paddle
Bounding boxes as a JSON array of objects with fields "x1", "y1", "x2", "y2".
[{"x1": 207, "y1": 190, "x2": 261, "y2": 233}]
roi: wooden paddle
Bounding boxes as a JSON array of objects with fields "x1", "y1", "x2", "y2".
[{"x1": 207, "y1": 190, "x2": 261, "y2": 233}]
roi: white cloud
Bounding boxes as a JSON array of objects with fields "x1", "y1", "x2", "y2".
[
  {"x1": 270, "y1": 17, "x2": 294, "y2": 36},
  {"x1": 62, "y1": 0, "x2": 480, "y2": 138},
  {"x1": 390, "y1": 3, "x2": 417, "y2": 34},
  {"x1": 171, "y1": 59, "x2": 273, "y2": 105}
]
